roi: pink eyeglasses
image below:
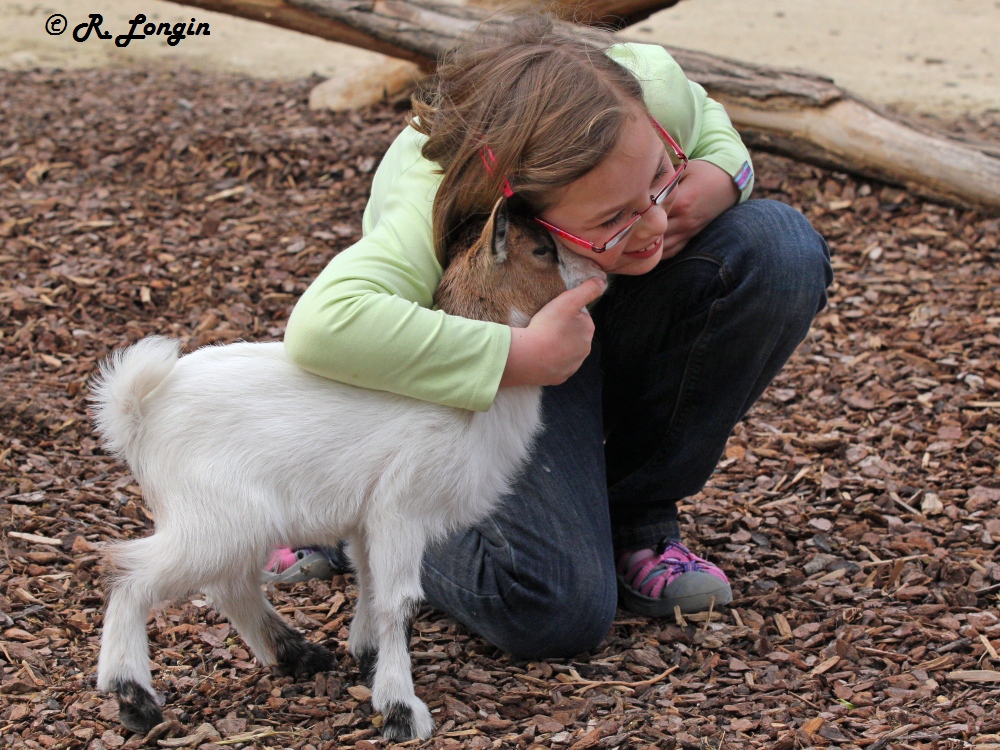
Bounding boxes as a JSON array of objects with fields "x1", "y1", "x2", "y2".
[{"x1": 479, "y1": 115, "x2": 688, "y2": 254}]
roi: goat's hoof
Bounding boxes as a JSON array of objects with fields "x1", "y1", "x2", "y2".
[
  {"x1": 380, "y1": 700, "x2": 435, "y2": 741},
  {"x1": 274, "y1": 637, "x2": 336, "y2": 678},
  {"x1": 112, "y1": 680, "x2": 163, "y2": 734}
]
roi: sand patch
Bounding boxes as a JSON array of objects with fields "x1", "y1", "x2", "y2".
[
  {"x1": 0, "y1": 0, "x2": 995, "y2": 117},
  {"x1": 635, "y1": 0, "x2": 997, "y2": 117}
]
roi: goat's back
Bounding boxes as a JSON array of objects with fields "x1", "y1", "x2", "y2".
[{"x1": 119, "y1": 341, "x2": 532, "y2": 546}]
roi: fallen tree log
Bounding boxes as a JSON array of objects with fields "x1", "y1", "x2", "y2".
[
  {"x1": 170, "y1": 0, "x2": 680, "y2": 63},
  {"x1": 470, "y1": 0, "x2": 683, "y2": 27},
  {"x1": 174, "y1": 0, "x2": 1000, "y2": 213},
  {"x1": 648, "y1": 46, "x2": 1000, "y2": 214}
]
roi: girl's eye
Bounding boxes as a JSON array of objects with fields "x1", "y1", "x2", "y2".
[
  {"x1": 598, "y1": 167, "x2": 669, "y2": 230},
  {"x1": 599, "y1": 210, "x2": 625, "y2": 230}
]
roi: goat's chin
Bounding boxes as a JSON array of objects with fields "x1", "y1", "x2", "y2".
[
  {"x1": 507, "y1": 308, "x2": 532, "y2": 328},
  {"x1": 558, "y1": 248, "x2": 607, "y2": 290}
]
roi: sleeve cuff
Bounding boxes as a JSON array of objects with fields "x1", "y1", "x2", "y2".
[
  {"x1": 466, "y1": 323, "x2": 511, "y2": 412},
  {"x1": 697, "y1": 153, "x2": 755, "y2": 203}
]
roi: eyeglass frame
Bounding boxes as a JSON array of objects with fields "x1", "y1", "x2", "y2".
[{"x1": 479, "y1": 115, "x2": 688, "y2": 254}]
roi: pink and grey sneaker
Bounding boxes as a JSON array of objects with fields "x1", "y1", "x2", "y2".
[
  {"x1": 267, "y1": 548, "x2": 303, "y2": 574},
  {"x1": 616, "y1": 540, "x2": 732, "y2": 616},
  {"x1": 264, "y1": 547, "x2": 334, "y2": 583}
]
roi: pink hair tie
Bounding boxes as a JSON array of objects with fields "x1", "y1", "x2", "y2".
[{"x1": 478, "y1": 145, "x2": 515, "y2": 198}]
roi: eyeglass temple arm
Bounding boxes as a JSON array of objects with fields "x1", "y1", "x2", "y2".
[
  {"x1": 533, "y1": 217, "x2": 608, "y2": 254},
  {"x1": 648, "y1": 115, "x2": 688, "y2": 163}
]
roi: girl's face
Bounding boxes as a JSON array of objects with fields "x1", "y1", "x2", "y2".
[{"x1": 537, "y1": 109, "x2": 676, "y2": 275}]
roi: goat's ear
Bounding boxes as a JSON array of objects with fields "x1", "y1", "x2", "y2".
[{"x1": 489, "y1": 198, "x2": 509, "y2": 265}]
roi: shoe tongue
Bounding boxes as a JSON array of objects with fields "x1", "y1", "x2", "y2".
[{"x1": 627, "y1": 548, "x2": 657, "y2": 569}]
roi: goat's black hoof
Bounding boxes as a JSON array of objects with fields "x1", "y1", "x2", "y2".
[
  {"x1": 112, "y1": 680, "x2": 163, "y2": 734},
  {"x1": 379, "y1": 701, "x2": 435, "y2": 741},
  {"x1": 274, "y1": 636, "x2": 335, "y2": 678},
  {"x1": 356, "y1": 648, "x2": 377, "y2": 686},
  {"x1": 381, "y1": 702, "x2": 417, "y2": 742}
]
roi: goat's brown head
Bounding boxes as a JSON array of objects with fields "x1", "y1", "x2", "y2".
[{"x1": 435, "y1": 199, "x2": 605, "y2": 326}]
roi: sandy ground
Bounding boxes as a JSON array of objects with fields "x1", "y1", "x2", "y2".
[
  {"x1": 0, "y1": 0, "x2": 996, "y2": 117},
  {"x1": 637, "y1": 0, "x2": 998, "y2": 117}
]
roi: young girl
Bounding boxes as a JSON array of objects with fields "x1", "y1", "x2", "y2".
[{"x1": 277, "y1": 15, "x2": 832, "y2": 658}]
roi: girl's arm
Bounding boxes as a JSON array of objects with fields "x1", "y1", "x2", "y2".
[
  {"x1": 659, "y1": 88, "x2": 752, "y2": 258},
  {"x1": 284, "y1": 126, "x2": 602, "y2": 409},
  {"x1": 284, "y1": 127, "x2": 511, "y2": 413},
  {"x1": 659, "y1": 157, "x2": 740, "y2": 260}
]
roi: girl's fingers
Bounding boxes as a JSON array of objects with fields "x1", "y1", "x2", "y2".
[{"x1": 555, "y1": 276, "x2": 606, "y2": 312}]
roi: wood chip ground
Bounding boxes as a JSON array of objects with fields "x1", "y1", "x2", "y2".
[{"x1": 1, "y1": 67, "x2": 999, "y2": 750}]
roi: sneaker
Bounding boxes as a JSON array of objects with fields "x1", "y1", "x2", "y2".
[
  {"x1": 264, "y1": 547, "x2": 336, "y2": 583},
  {"x1": 616, "y1": 540, "x2": 733, "y2": 617}
]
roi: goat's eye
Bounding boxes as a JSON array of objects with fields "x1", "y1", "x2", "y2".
[{"x1": 533, "y1": 245, "x2": 553, "y2": 257}]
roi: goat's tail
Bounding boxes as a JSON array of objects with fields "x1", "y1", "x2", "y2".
[{"x1": 89, "y1": 336, "x2": 181, "y2": 461}]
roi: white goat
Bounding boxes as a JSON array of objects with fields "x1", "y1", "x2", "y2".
[{"x1": 89, "y1": 200, "x2": 605, "y2": 741}]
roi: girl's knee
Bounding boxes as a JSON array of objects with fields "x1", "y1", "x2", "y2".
[
  {"x1": 728, "y1": 200, "x2": 832, "y2": 317},
  {"x1": 734, "y1": 198, "x2": 813, "y2": 236},
  {"x1": 493, "y1": 568, "x2": 618, "y2": 659},
  {"x1": 744, "y1": 200, "x2": 829, "y2": 266}
]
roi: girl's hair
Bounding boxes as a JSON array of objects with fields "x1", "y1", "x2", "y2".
[{"x1": 410, "y1": 14, "x2": 645, "y2": 265}]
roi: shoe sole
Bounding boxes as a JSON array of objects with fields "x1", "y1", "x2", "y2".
[{"x1": 617, "y1": 571, "x2": 733, "y2": 617}]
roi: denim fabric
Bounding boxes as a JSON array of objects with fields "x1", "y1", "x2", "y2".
[{"x1": 421, "y1": 199, "x2": 833, "y2": 658}]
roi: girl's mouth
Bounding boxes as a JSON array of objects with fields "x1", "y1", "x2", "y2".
[{"x1": 624, "y1": 235, "x2": 662, "y2": 259}]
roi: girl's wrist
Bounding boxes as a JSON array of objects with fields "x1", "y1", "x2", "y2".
[{"x1": 500, "y1": 328, "x2": 539, "y2": 387}]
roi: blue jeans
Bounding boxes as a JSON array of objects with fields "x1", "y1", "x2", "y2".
[{"x1": 421, "y1": 199, "x2": 833, "y2": 658}]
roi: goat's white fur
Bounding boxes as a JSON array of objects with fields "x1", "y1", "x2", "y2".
[{"x1": 89, "y1": 212, "x2": 604, "y2": 740}]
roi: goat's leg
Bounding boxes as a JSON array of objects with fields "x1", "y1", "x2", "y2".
[
  {"x1": 206, "y1": 576, "x2": 335, "y2": 678},
  {"x1": 97, "y1": 536, "x2": 182, "y2": 733},
  {"x1": 345, "y1": 536, "x2": 377, "y2": 683},
  {"x1": 366, "y1": 528, "x2": 435, "y2": 741}
]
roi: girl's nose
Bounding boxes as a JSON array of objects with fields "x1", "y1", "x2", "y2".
[{"x1": 640, "y1": 201, "x2": 670, "y2": 237}]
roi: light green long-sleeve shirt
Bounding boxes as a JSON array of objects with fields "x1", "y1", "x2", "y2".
[{"x1": 284, "y1": 43, "x2": 754, "y2": 412}]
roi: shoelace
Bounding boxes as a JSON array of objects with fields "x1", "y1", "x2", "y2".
[{"x1": 621, "y1": 541, "x2": 711, "y2": 599}]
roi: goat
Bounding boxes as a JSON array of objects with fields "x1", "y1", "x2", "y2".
[{"x1": 88, "y1": 199, "x2": 605, "y2": 741}]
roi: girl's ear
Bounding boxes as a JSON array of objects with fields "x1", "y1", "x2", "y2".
[{"x1": 489, "y1": 198, "x2": 509, "y2": 264}]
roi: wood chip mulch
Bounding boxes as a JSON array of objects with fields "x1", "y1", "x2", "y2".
[{"x1": 2, "y1": 66, "x2": 999, "y2": 750}]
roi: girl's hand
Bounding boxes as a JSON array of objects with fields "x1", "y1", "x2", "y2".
[
  {"x1": 660, "y1": 160, "x2": 741, "y2": 260},
  {"x1": 500, "y1": 277, "x2": 606, "y2": 387}
]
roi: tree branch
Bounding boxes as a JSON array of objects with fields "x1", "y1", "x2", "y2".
[{"x1": 174, "y1": 0, "x2": 1000, "y2": 213}]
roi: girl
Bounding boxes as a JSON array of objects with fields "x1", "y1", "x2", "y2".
[{"x1": 277, "y1": 14, "x2": 832, "y2": 658}]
